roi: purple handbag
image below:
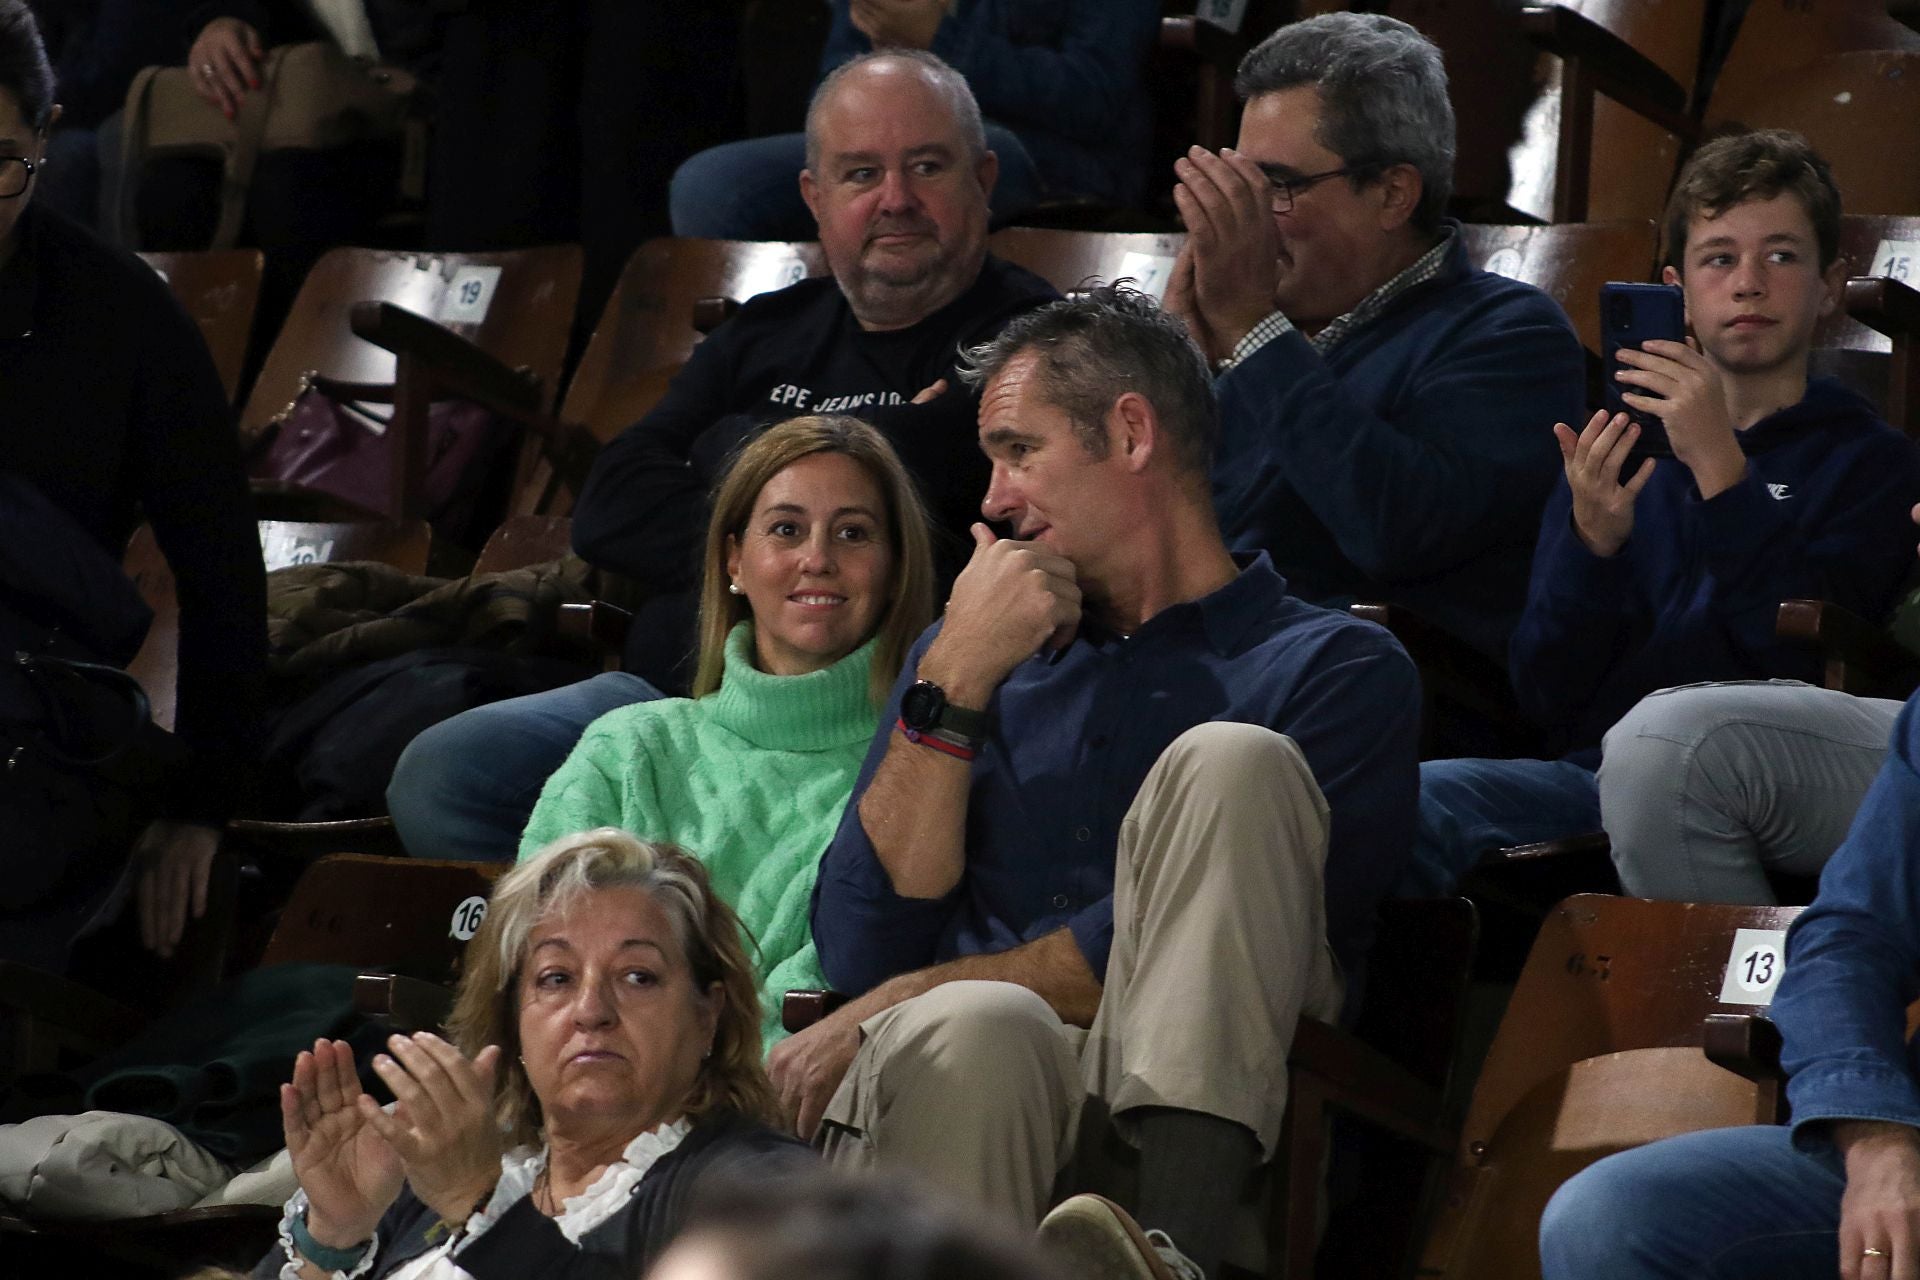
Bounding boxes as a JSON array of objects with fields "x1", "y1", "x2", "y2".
[{"x1": 249, "y1": 374, "x2": 518, "y2": 547}]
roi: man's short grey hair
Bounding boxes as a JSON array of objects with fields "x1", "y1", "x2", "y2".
[
  {"x1": 958, "y1": 282, "x2": 1219, "y2": 483},
  {"x1": 1235, "y1": 13, "x2": 1456, "y2": 231},
  {"x1": 804, "y1": 50, "x2": 987, "y2": 174}
]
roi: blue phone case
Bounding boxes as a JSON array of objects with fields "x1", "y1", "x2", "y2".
[{"x1": 1600, "y1": 281, "x2": 1686, "y2": 457}]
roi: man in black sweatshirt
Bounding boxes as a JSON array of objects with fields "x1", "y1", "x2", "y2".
[{"x1": 386, "y1": 49, "x2": 1056, "y2": 862}]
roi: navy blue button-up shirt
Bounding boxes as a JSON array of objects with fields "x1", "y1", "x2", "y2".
[{"x1": 811, "y1": 555, "x2": 1421, "y2": 996}]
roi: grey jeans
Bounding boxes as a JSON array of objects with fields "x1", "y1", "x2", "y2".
[{"x1": 1598, "y1": 681, "x2": 1901, "y2": 903}]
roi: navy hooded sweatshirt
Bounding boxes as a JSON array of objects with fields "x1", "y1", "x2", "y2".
[{"x1": 1511, "y1": 377, "x2": 1920, "y2": 764}]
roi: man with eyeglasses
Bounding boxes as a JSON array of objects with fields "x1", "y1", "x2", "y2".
[{"x1": 1164, "y1": 13, "x2": 1585, "y2": 673}]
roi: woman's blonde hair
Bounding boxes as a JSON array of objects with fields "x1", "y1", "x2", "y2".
[
  {"x1": 446, "y1": 829, "x2": 778, "y2": 1147},
  {"x1": 693, "y1": 415, "x2": 936, "y2": 707}
]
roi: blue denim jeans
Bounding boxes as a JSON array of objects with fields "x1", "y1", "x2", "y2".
[
  {"x1": 385, "y1": 671, "x2": 662, "y2": 862},
  {"x1": 1401, "y1": 756, "x2": 1602, "y2": 896},
  {"x1": 668, "y1": 123, "x2": 1045, "y2": 239},
  {"x1": 1540, "y1": 1125, "x2": 1843, "y2": 1279}
]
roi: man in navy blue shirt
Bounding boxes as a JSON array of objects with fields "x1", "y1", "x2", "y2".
[
  {"x1": 1166, "y1": 14, "x2": 1585, "y2": 667},
  {"x1": 777, "y1": 285, "x2": 1419, "y2": 1278}
]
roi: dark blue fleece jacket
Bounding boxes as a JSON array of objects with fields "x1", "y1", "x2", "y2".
[
  {"x1": 1213, "y1": 230, "x2": 1586, "y2": 661},
  {"x1": 1511, "y1": 377, "x2": 1920, "y2": 762}
]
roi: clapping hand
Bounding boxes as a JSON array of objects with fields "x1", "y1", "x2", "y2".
[
  {"x1": 362, "y1": 1033, "x2": 505, "y2": 1226},
  {"x1": 1555, "y1": 410, "x2": 1656, "y2": 558},
  {"x1": 281, "y1": 1039, "x2": 405, "y2": 1252},
  {"x1": 1171, "y1": 146, "x2": 1282, "y2": 360}
]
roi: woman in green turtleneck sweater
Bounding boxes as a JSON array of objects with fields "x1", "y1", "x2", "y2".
[{"x1": 519, "y1": 416, "x2": 935, "y2": 1049}]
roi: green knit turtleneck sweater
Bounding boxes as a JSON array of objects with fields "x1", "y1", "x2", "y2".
[{"x1": 519, "y1": 623, "x2": 883, "y2": 1049}]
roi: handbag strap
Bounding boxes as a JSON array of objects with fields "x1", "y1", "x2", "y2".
[
  {"x1": 213, "y1": 44, "x2": 295, "y2": 250},
  {"x1": 109, "y1": 64, "x2": 165, "y2": 250}
]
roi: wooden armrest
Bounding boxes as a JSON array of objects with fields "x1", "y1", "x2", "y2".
[
  {"x1": 1517, "y1": 5, "x2": 1689, "y2": 125},
  {"x1": 1845, "y1": 277, "x2": 1920, "y2": 342},
  {"x1": 1777, "y1": 598, "x2": 1920, "y2": 694},
  {"x1": 1290, "y1": 1016, "x2": 1452, "y2": 1152},
  {"x1": 557, "y1": 600, "x2": 635, "y2": 654},
  {"x1": 1702, "y1": 1012, "x2": 1783, "y2": 1083},
  {"x1": 782, "y1": 989, "x2": 850, "y2": 1034},
  {"x1": 0, "y1": 962, "x2": 146, "y2": 1051},
  {"x1": 310, "y1": 375, "x2": 400, "y2": 404},
  {"x1": 692, "y1": 296, "x2": 740, "y2": 335},
  {"x1": 349, "y1": 301, "x2": 544, "y2": 417},
  {"x1": 1158, "y1": 14, "x2": 1244, "y2": 67},
  {"x1": 1489, "y1": 830, "x2": 1612, "y2": 864},
  {"x1": 352, "y1": 973, "x2": 455, "y2": 1033}
]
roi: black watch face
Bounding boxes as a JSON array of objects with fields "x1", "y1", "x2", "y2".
[{"x1": 901, "y1": 681, "x2": 945, "y2": 730}]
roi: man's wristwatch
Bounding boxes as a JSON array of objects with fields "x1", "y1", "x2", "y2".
[{"x1": 899, "y1": 680, "x2": 992, "y2": 746}]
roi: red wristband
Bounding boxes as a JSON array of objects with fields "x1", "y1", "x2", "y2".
[{"x1": 897, "y1": 717, "x2": 976, "y2": 762}]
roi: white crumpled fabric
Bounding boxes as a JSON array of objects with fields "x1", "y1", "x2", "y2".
[{"x1": 0, "y1": 1111, "x2": 236, "y2": 1219}]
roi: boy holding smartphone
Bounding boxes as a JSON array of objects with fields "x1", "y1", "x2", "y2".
[{"x1": 1405, "y1": 129, "x2": 1920, "y2": 896}]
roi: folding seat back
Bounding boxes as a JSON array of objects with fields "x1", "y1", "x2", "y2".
[
  {"x1": 1708, "y1": 51, "x2": 1920, "y2": 218},
  {"x1": 122, "y1": 519, "x2": 432, "y2": 734},
  {"x1": 1398, "y1": 0, "x2": 1705, "y2": 222},
  {"x1": 1708, "y1": 0, "x2": 1920, "y2": 121},
  {"x1": 1461, "y1": 220, "x2": 1659, "y2": 362},
  {"x1": 1419, "y1": 894, "x2": 1803, "y2": 1280},
  {"x1": 0, "y1": 855, "x2": 504, "y2": 1273},
  {"x1": 137, "y1": 249, "x2": 265, "y2": 406},
  {"x1": 241, "y1": 246, "x2": 581, "y2": 542},
  {"x1": 1813, "y1": 214, "x2": 1920, "y2": 439},
  {"x1": 986, "y1": 227, "x2": 1187, "y2": 299},
  {"x1": 243, "y1": 246, "x2": 579, "y2": 443},
  {"x1": 560, "y1": 237, "x2": 829, "y2": 446}
]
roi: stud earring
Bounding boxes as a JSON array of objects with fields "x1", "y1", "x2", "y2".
[{"x1": 728, "y1": 582, "x2": 743, "y2": 595}]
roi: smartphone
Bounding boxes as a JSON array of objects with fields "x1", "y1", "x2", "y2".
[{"x1": 1600, "y1": 281, "x2": 1686, "y2": 458}]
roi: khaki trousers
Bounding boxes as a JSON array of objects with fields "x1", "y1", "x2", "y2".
[{"x1": 820, "y1": 721, "x2": 1345, "y2": 1227}]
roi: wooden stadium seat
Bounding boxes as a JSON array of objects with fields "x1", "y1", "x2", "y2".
[
  {"x1": 0, "y1": 855, "x2": 502, "y2": 1272},
  {"x1": 122, "y1": 519, "x2": 432, "y2": 735},
  {"x1": 223, "y1": 514, "x2": 584, "y2": 863},
  {"x1": 120, "y1": 516, "x2": 439, "y2": 878},
  {"x1": 1708, "y1": 51, "x2": 1920, "y2": 218},
  {"x1": 354, "y1": 238, "x2": 830, "y2": 521},
  {"x1": 1707, "y1": 0, "x2": 1920, "y2": 126},
  {"x1": 563, "y1": 238, "x2": 828, "y2": 440},
  {"x1": 986, "y1": 226, "x2": 1187, "y2": 298},
  {"x1": 137, "y1": 249, "x2": 264, "y2": 406},
  {"x1": 242, "y1": 245, "x2": 582, "y2": 536},
  {"x1": 1418, "y1": 895, "x2": 1801, "y2": 1280},
  {"x1": 1460, "y1": 220, "x2": 1659, "y2": 362},
  {"x1": 1809, "y1": 214, "x2": 1920, "y2": 439},
  {"x1": 1395, "y1": 0, "x2": 1705, "y2": 223}
]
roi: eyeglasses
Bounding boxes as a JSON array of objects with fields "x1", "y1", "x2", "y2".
[
  {"x1": 1262, "y1": 162, "x2": 1379, "y2": 214},
  {"x1": 0, "y1": 157, "x2": 36, "y2": 200}
]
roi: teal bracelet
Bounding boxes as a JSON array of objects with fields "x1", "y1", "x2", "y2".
[{"x1": 290, "y1": 1210, "x2": 371, "y2": 1274}]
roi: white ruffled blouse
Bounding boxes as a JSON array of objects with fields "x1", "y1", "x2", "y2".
[{"x1": 277, "y1": 1118, "x2": 694, "y2": 1280}]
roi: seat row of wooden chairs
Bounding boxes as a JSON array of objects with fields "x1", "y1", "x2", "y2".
[
  {"x1": 144, "y1": 213, "x2": 1917, "y2": 565},
  {"x1": 1, "y1": 842, "x2": 1813, "y2": 1280},
  {"x1": 1203, "y1": 0, "x2": 1920, "y2": 225}
]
